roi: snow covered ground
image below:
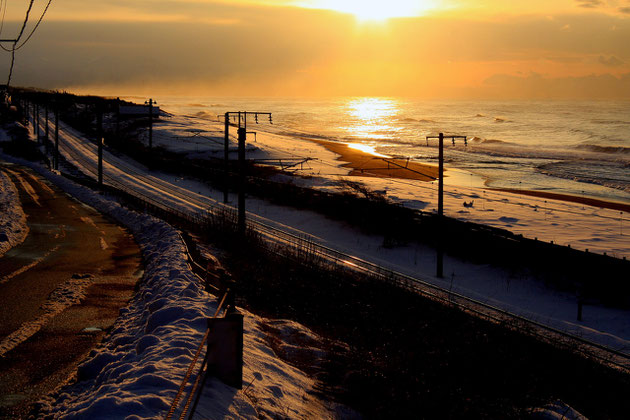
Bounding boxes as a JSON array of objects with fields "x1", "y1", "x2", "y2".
[
  {"x1": 20, "y1": 109, "x2": 630, "y2": 359},
  {"x1": 0, "y1": 154, "x2": 344, "y2": 419},
  {"x1": 148, "y1": 112, "x2": 629, "y2": 258},
  {"x1": 0, "y1": 103, "x2": 625, "y2": 417},
  {"x1": 0, "y1": 129, "x2": 28, "y2": 258}
]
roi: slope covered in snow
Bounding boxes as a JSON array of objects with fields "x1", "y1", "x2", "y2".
[
  {"x1": 0, "y1": 164, "x2": 28, "y2": 258},
  {"x1": 0, "y1": 154, "x2": 340, "y2": 419}
]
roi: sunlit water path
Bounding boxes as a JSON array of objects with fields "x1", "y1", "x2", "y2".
[{"x1": 157, "y1": 96, "x2": 630, "y2": 204}]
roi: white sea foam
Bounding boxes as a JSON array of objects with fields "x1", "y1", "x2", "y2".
[{"x1": 154, "y1": 97, "x2": 630, "y2": 204}]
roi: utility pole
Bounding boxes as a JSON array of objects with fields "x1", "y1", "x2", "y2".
[
  {"x1": 97, "y1": 107, "x2": 103, "y2": 187},
  {"x1": 222, "y1": 111, "x2": 272, "y2": 232},
  {"x1": 224, "y1": 112, "x2": 229, "y2": 203},
  {"x1": 145, "y1": 98, "x2": 155, "y2": 149},
  {"x1": 45, "y1": 104, "x2": 49, "y2": 141},
  {"x1": 238, "y1": 123, "x2": 247, "y2": 230},
  {"x1": 36, "y1": 102, "x2": 40, "y2": 142},
  {"x1": 115, "y1": 97, "x2": 120, "y2": 139},
  {"x1": 425, "y1": 133, "x2": 467, "y2": 278},
  {"x1": 54, "y1": 104, "x2": 59, "y2": 170}
]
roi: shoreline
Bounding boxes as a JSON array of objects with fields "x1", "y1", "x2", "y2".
[
  {"x1": 309, "y1": 139, "x2": 439, "y2": 182},
  {"x1": 306, "y1": 138, "x2": 629, "y2": 213},
  {"x1": 495, "y1": 188, "x2": 630, "y2": 213}
]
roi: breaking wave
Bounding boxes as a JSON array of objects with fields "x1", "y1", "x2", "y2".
[{"x1": 576, "y1": 144, "x2": 630, "y2": 155}]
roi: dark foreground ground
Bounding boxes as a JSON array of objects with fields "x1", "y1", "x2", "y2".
[
  {"x1": 0, "y1": 165, "x2": 142, "y2": 419},
  {"x1": 195, "y1": 228, "x2": 630, "y2": 419}
]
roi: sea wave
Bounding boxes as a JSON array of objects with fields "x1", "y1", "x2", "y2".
[
  {"x1": 590, "y1": 119, "x2": 630, "y2": 125},
  {"x1": 469, "y1": 137, "x2": 509, "y2": 145},
  {"x1": 191, "y1": 110, "x2": 217, "y2": 120},
  {"x1": 538, "y1": 161, "x2": 630, "y2": 193},
  {"x1": 576, "y1": 144, "x2": 630, "y2": 155}
]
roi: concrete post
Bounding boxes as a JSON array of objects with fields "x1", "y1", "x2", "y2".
[{"x1": 207, "y1": 312, "x2": 244, "y2": 389}]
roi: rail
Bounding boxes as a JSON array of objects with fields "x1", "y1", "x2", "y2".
[{"x1": 39, "y1": 112, "x2": 630, "y2": 374}]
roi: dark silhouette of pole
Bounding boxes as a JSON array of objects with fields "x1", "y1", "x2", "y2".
[
  {"x1": 97, "y1": 108, "x2": 103, "y2": 187},
  {"x1": 33, "y1": 102, "x2": 36, "y2": 140},
  {"x1": 438, "y1": 133, "x2": 444, "y2": 216},
  {"x1": 425, "y1": 133, "x2": 467, "y2": 279},
  {"x1": 45, "y1": 104, "x2": 49, "y2": 142},
  {"x1": 224, "y1": 112, "x2": 229, "y2": 203},
  {"x1": 54, "y1": 105, "x2": 59, "y2": 170},
  {"x1": 115, "y1": 97, "x2": 120, "y2": 139},
  {"x1": 238, "y1": 124, "x2": 246, "y2": 233},
  {"x1": 437, "y1": 132, "x2": 444, "y2": 278},
  {"x1": 222, "y1": 111, "x2": 272, "y2": 229},
  {"x1": 147, "y1": 98, "x2": 153, "y2": 149},
  {"x1": 36, "y1": 103, "x2": 40, "y2": 142}
]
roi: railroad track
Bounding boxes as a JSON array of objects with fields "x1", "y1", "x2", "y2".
[{"x1": 39, "y1": 113, "x2": 630, "y2": 372}]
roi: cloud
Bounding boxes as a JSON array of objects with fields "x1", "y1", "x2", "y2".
[
  {"x1": 482, "y1": 72, "x2": 630, "y2": 99},
  {"x1": 598, "y1": 55, "x2": 625, "y2": 66},
  {"x1": 619, "y1": 7, "x2": 630, "y2": 14},
  {"x1": 575, "y1": 0, "x2": 605, "y2": 8}
]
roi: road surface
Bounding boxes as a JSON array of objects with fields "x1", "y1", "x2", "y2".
[{"x1": 0, "y1": 163, "x2": 142, "y2": 418}]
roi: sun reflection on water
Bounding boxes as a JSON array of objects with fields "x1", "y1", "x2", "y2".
[{"x1": 342, "y1": 97, "x2": 401, "y2": 142}]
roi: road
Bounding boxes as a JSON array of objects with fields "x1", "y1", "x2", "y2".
[{"x1": 0, "y1": 164, "x2": 142, "y2": 419}]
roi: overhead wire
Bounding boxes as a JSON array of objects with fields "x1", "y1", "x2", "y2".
[
  {"x1": 0, "y1": 0, "x2": 7, "y2": 38},
  {"x1": 4, "y1": 0, "x2": 34, "y2": 85},
  {"x1": 3, "y1": 0, "x2": 53, "y2": 88},
  {"x1": 14, "y1": 0, "x2": 53, "y2": 51}
]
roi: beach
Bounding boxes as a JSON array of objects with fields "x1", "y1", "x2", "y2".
[
  {"x1": 309, "y1": 136, "x2": 629, "y2": 213},
  {"x1": 310, "y1": 138, "x2": 439, "y2": 181}
]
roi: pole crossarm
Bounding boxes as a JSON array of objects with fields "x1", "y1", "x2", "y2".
[
  {"x1": 221, "y1": 111, "x2": 273, "y2": 129},
  {"x1": 222, "y1": 110, "x2": 273, "y2": 229},
  {"x1": 426, "y1": 134, "x2": 468, "y2": 146}
]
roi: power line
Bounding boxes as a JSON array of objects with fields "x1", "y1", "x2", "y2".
[
  {"x1": 0, "y1": 0, "x2": 8, "y2": 38},
  {"x1": 3, "y1": 0, "x2": 53, "y2": 88},
  {"x1": 14, "y1": 0, "x2": 53, "y2": 51},
  {"x1": 4, "y1": 0, "x2": 34, "y2": 86}
]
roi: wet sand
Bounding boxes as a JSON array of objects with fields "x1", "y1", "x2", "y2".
[
  {"x1": 496, "y1": 188, "x2": 630, "y2": 213},
  {"x1": 311, "y1": 139, "x2": 439, "y2": 182},
  {"x1": 310, "y1": 139, "x2": 628, "y2": 213}
]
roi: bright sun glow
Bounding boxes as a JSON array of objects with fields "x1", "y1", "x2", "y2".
[
  {"x1": 297, "y1": 0, "x2": 435, "y2": 22},
  {"x1": 342, "y1": 97, "x2": 401, "y2": 141}
]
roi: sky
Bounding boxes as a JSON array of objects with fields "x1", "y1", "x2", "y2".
[{"x1": 0, "y1": 0, "x2": 629, "y2": 99}]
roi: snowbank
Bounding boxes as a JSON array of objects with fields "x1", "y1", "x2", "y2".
[
  {"x1": 0, "y1": 166, "x2": 28, "y2": 258},
  {"x1": 0, "y1": 154, "x2": 339, "y2": 419}
]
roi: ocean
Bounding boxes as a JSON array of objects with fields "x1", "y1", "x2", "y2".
[{"x1": 157, "y1": 96, "x2": 630, "y2": 204}]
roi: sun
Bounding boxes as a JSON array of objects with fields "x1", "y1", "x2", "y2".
[{"x1": 296, "y1": 0, "x2": 436, "y2": 22}]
